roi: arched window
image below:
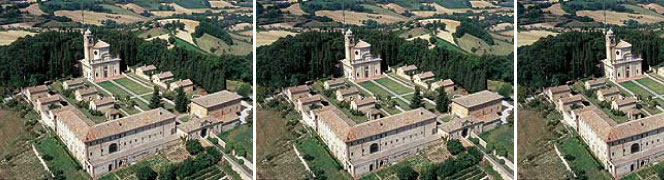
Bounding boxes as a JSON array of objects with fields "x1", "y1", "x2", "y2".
[
  {"x1": 109, "y1": 143, "x2": 118, "y2": 154},
  {"x1": 631, "y1": 143, "x2": 640, "y2": 153},
  {"x1": 370, "y1": 143, "x2": 379, "y2": 153}
]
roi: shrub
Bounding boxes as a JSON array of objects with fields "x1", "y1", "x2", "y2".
[
  {"x1": 207, "y1": 137, "x2": 218, "y2": 145},
  {"x1": 447, "y1": 140, "x2": 465, "y2": 155},
  {"x1": 185, "y1": 140, "x2": 204, "y2": 155},
  {"x1": 135, "y1": 165, "x2": 157, "y2": 180},
  {"x1": 397, "y1": 166, "x2": 419, "y2": 180},
  {"x1": 303, "y1": 154, "x2": 315, "y2": 161},
  {"x1": 42, "y1": 154, "x2": 53, "y2": 161},
  {"x1": 564, "y1": 154, "x2": 576, "y2": 161}
]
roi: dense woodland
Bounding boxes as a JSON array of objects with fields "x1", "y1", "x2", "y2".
[
  {"x1": 518, "y1": 29, "x2": 664, "y2": 92},
  {"x1": 257, "y1": 29, "x2": 512, "y2": 94},
  {"x1": 0, "y1": 29, "x2": 251, "y2": 94}
]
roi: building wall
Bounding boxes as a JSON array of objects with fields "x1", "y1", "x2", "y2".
[
  {"x1": 349, "y1": 61, "x2": 382, "y2": 80},
  {"x1": 613, "y1": 62, "x2": 643, "y2": 81},
  {"x1": 89, "y1": 61, "x2": 121, "y2": 80},
  {"x1": 606, "y1": 127, "x2": 664, "y2": 177},
  {"x1": 598, "y1": 92, "x2": 620, "y2": 102},
  {"x1": 54, "y1": 118, "x2": 88, "y2": 166},
  {"x1": 287, "y1": 91, "x2": 309, "y2": 102},
  {"x1": 190, "y1": 99, "x2": 242, "y2": 119},
  {"x1": 84, "y1": 118, "x2": 178, "y2": 177},
  {"x1": 547, "y1": 91, "x2": 570, "y2": 102},
  {"x1": 75, "y1": 93, "x2": 97, "y2": 102},
  {"x1": 346, "y1": 119, "x2": 438, "y2": 177},
  {"x1": 577, "y1": 116, "x2": 610, "y2": 172},
  {"x1": 451, "y1": 100, "x2": 502, "y2": 118}
]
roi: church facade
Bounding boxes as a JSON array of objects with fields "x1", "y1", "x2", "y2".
[
  {"x1": 341, "y1": 29, "x2": 382, "y2": 81},
  {"x1": 602, "y1": 29, "x2": 644, "y2": 82},
  {"x1": 80, "y1": 29, "x2": 122, "y2": 81}
]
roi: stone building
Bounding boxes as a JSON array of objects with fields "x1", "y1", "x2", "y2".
[
  {"x1": 324, "y1": 79, "x2": 346, "y2": 90},
  {"x1": 285, "y1": 85, "x2": 310, "y2": 102},
  {"x1": 23, "y1": 85, "x2": 49, "y2": 102},
  {"x1": 430, "y1": 79, "x2": 454, "y2": 94},
  {"x1": 152, "y1": 71, "x2": 174, "y2": 89},
  {"x1": 585, "y1": 79, "x2": 607, "y2": 90},
  {"x1": 177, "y1": 114, "x2": 240, "y2": 140},
  {"x1": 612, "y1": 97, "x2": 637, "y2": 113},
  {"x1": 189, "y1": 90, "x2": 243, "y2": 119},
  {"x1": 336, "y1": 86, "x2": 360, "y2": 102},
  {"x1": 557, "y1": 94, "x2": 583, "y2": 112},
  {"x1": 75, "y1": 87, "x2": 98, "y2": 102},
  {"x1": 413, "y1": 71, "x2": 435, "y2": 89},
  {"x1": 341, "y1": 29, "x2": 382, "y2": 81},
  {"x1": 546, "y1": 85, "x2": 571, "y2": 102},
  {"x1": 312, "y1": 106, "x2": 438, "y2": 178},
  {"x1": 135, "y1": 64, "x2": 157, "y2": 80},
  {"x1": 63, "y1": 79, "x2": 85, "y2": 90},
  {"x1": 52, "y1": 107, "x2": 178, "y2": 178},
  {"x1": 80, "y1": 29, "x2": 121, "y2": 81},
  {"x1": 169, "y1": 79, "x2": 194, "y2": 93},
  {"x1": 90, "y1": 98, "x2": 115, "y2": 113},
  {"x1": 351, "y1": 97, "x2": 376, "y2": 113},
  {"x1": 602, "y1": 29, "x2": 644, "y2": 82},
  {"x1": 296, "y1": 94, "x2": 322, "y2": 113},
  {"x1": 450, "y1": 90, "x2": 503, "y2": 119},
  {"x1": 597, "y1": 87, "x2": 621, "y2": 102},
  {"x1": 396, "y1": 65, "x2": 418, "y2": 80}
]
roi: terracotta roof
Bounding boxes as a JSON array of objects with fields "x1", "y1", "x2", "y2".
[
  {"x1": 616, "y1": 40, "x2": 632, "y2": 48},
  {"x1": 26, "y1": 85, "x2": 48, "y2": 94},
  {"x1": 172, "y1": 79, "x2": 194, "y2": 87},
  {"x1": 287, "y1": 85, "x2": 309, "y2": 94},
  {"x1": 598, "y1": 87, "x2": 620, "y2": 96},
  {"x1": 559, "y1": 94, "x2": 582, "y2": 104},
  {"x1": 439, "y1": 116, "x2": 482, "y2": 132},
  {"x1": 365, "y1": 108, "x2": 381, "y2": 115},
  {"x1": 138, "y1": 65, "x2": 156, "y2": 72},
  {"x1": 63, "y1": 79, "x2": 85, "y2": 86},
  {"x1": 576, "y1": 106, "x2": 617, "y2": 142},
  {"x1": 548, "y1": 85, "x2": 570, "y2": 94},
  {"x1": 399, "y1": 65, "x2": 418, "y2": 72},
  {"x1": 614, "y1": 97, "x2": 636, "y2": 106},
  {"x1": 317, "y1": 107, "x2": 437, "y2": 142},
  {"x1": 585, "y1": 79, "x2": 606, "y2": 86},
  {"x1": 324, "y1": 79, "x2": 345, "y2": 86},
  {"x1": 353, "y1": 97, "x2": 376, "y2": 107},
  {"x1": 36, "y1": 95, "x2": 59, "y2": 105},
  {"x1": 92, "y1": 98, "x2": 114, "y2": 106},
  {"x1": 433, "y1": 79, "x2": 454, "y2": 87},
  {"x1": 155, "y1": 71, "x2": 173, "y2": 80},
  {"x1": 53, "y1": 106, "x2": 95, "y2": 141},
  {"x1": 298, "y1": 94, "x2": 321, "y2": 104},
  {"x1": 610, "y1": 113, "x2": 664, "y2": 142},
  {"x1": 452, "y1": 90, "x2": 503, "y2": 108},
  {"x1": 86, "y1": 108, "x2": 176, "y2": 142},
  {"x1": 94, "y1": 40, "x2": 110, "y2": 48},
  {"x1": 337, "y1": 86, "x2": 359, "y2": 96},
  {"x1": 355, "y1": 40, "x2": 371, "y2": 48},
  {"x1": 76, "y1": 87, "x2": 98, "y2": 96},
  {"x1": 104, "y1": 108, "x2": 120, "y2": 115},
  {"x1": 191, "y1": 90, "x2": 242, "y2": 108},
  {"x1": 416, "y1": 71, "x2": 435, "y2": 80}
]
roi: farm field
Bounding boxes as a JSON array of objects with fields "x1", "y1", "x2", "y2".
[
  {"x1": 458, "y1": 34, "x2": 513, "y2": 56},
  {"x1": 576, "y1": 10, "x2": 664, "y2": 26},
  {"x1": 517, "y1": 30, "x2": 559, "y2": 47},
  {"x1": 0, "y1": 30, "x2": 36, "y2": 45},
  {"x1": 54, "y1": 10, "x2": 147, "y2": 25},
  {"x1": 314, "y1": 10, "x2": 408, "y2": 25}
]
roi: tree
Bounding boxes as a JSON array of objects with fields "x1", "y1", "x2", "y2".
[
  {"x1": 497, "y1": 83, "x2": 513, "y2": 97},
  {"x1": 135, "y1": 165, "x2": 157, "y2": 180},
  {"x1": 397, "y1": 166, "x2": 419, "y2": 180},
  {"x1": 419, "y1": 164, "x2": 437, "y2": 180},
  {"x1": 447, "y1": 139, "x2": 465, "y2": 155},
  {"x1": 185, "y1": 140, "x2": 203, "y2": 155},
  {"x1": 168, "y1": 36, "x2": 175, "y2": 44},
  {"x1": 174, "y1": 87, "x2": 189, "y2": 113},
  {"x1": 435, "y1": 88, "x2": 450, "y2": 113},
  {"x1": 237, "y1": 83, "x2": 251, "y2": 97},
  {"x1": 159, "y1": 163, "x2": 178, "y2": 180},
  {"x1": 149, "y1": 86, "x2": 161, "y2": 109},
  {"x1": 410, "y1": 86, "x2": 423, "y2": 109}
]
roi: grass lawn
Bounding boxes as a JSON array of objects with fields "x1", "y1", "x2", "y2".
[
  {"x1": 479, "y1": 124, "x2": 514, "y2": 160},
  {"x1": 395, "y1": 98, "x2": 412, "y2": 110},
  {"x1": 175, "y1": 36, "x2": 209, "y2": 55},
  {"x1": 620, "y1": 81, "x2": 654, "y2": 98},
  {"x1": 635, "y1": 78, "x2": 664, "y2": 95},
  {"x1": 218, "y1": 123, "x2": 253, "y2": 162},
  {"x1": 35, "y1": 136, "x2": 90, "y2": 180},
  {"x1": 134, "y1": 98, "x2": 151, "y2": 111},
  {"x1": 296, "y1": 136, "x2": 352, "y2": 180},
  {"x1": 557, "y1": 136, "x2": 613, "y2": 180},
  {"x1": 114, "y1": 78, "x2": 151, "y2": 95},
  {"x1": 97, "y1": 81, "x2": 131, "y2": 98},
  {"x1": 357, "y1": 81, "x2": 392, "y2": 98},
  {"x1": 374, "y1": 78, "x2": 413, "y2": 95}
]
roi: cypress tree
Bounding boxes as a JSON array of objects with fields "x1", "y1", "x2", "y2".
[
  {"x1": 175, "y1": 87, "x2": 188, "y2": 113},
  {"x1": 435, "y1": 88, "x2": 450, "y2": 113},
  {"x1": 149, "y1": 86, "x2": 161, "y2": 109},
  {"x1": 410, "y1": 86, "x2": 423, "y2": 109}
]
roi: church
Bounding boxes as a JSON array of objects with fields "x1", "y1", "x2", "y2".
[
  {"x1": 80, "y1": 29, "x2": 122, "y2": 81},
  {"x1": 602, "y1": 29, "x2": 644, "y2": 82},
  {"x1": 341, "y1": 29, "x2": 382, "y2": 81}
]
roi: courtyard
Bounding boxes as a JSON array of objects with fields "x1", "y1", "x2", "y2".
[{"x1": 350, "y1": 74, "x2": 438, "y2": 115}]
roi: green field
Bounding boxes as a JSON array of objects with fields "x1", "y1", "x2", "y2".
[
  {"x1": 100, "y1": 4, "x2": 142, "y2": 16},
  {"x1": 174, "y1": 0, "x2": 211, "y2": 9},
  {"x1": 35, "y1": 136, "x2": 90, "y2": 180},
  {"x1": 458, "y1": 34, "x2": 513, "y2": 56},
  {"x1": 636, "y1": 78, "x2": 664, "y2": 95},
  {"x1": 132, "y1": 0, "x2": 162, "y2": 10},
  {"x1": 557, "y1": 136, "x2": 612, "y2": 180},
  {"x1": 357, "y1": 81, "x2": 392, "y2": 98},
  {"x1": 620, "y1": 81, "x2": 654, "y2": 97},
  {"x1": 97, "y1": 81, "x2": 130, "y2": 98},
  {"x1": 175, "y1": 37, "x2": 209, "y2": 55},
  {"x1": 480, "y1": 124, "x2": 514, "y2": 160},
  {"x1": 434, "y1": 0, "x2": 471, "y2": 9},
  {"x1": 361, "y1": 4, "x2": 405, "y2": 18},
  {"x1": 196, "y1": 33, "x2": 252, "y2": 56},
  {"x1": 218, "y1": 123, "x2": 253, "y2": 162},
  {"x1": 114, "y1": 78, "x2": 151, "y2": 95},
  {"x1": 296, "y1": 137, "x2": 352, "y2": 180},
  {"x1": 374, "y1": 78, "x2": 413, "y2": 95}
]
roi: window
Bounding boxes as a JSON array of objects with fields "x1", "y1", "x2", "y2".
[
  {"x1": 616, "y1": 51, "x2": 620, "y2": 55},
  {"x1": 109, "y1": 143, "x2": 118, "y2": 154},
  {"x1": 370, "y1": 143, "x2": 379, "y2": 153}
]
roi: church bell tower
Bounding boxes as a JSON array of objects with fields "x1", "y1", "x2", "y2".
[
  {"x1": 83, "y1": 29, "x2": 94, "y2": 61},
  {"x1": 606, "y1": 29, "x2": 616, "y2": 62},
  {"x1": 345, "y1": 29, "x2": 355, "y2": 62}
]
